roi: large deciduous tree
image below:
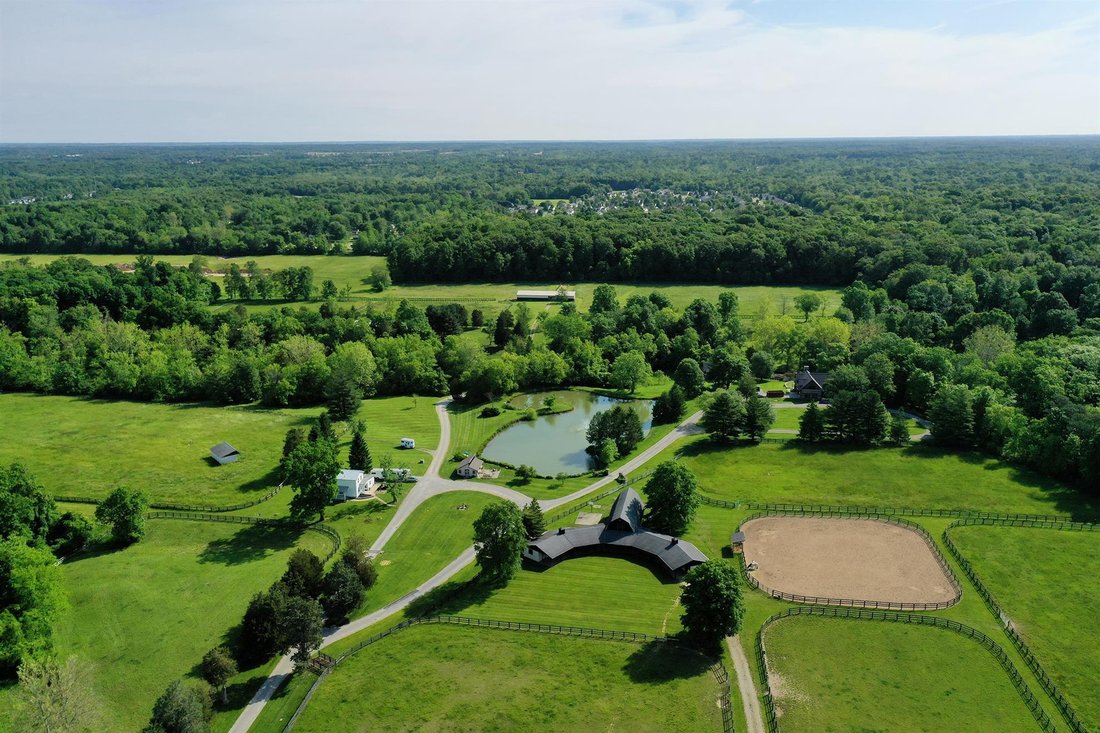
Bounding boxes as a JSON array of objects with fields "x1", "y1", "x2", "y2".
[
  {"x1": 472, "y1": 502, "x2": 527, "y2": 584},
  {"x1": 282, "y1": 440, "x2": 339, "y2": 522},
  {"x1": 95, "y1": 487, "x2": 149, "y2": 545},
  {"x1": 679, "y1": 561, "x2": 745, "y2": 647},
  {"x1": 610, "y1": 351, "x2": 652, "y2": 393},
  {"x1": 200, "y1": 647, "x2": 237, "y2": 704},
  {"x1": 643, "y1": 461, "x2": 699, "y2": 536}
]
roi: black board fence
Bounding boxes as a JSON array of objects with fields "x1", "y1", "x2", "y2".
[
  {"x1": 699, "y1": 494, "x2": 1090, "y2": 523},
  {"x1": 943, "y1": 517, "x2": 1097, "y2": 733},
  {"x1": 734, "y1": 510, "x2": 963, "y2": 611},
  {"x1": 145, "y1": 510, "x2": 342, "y2": 564},
  {"x1": 284, "y1": 614, "x2": 734, "y2": 733},
  {"x1": 55, "y1": 483, "x2": 283, "y2": 514},
  {"x1": 754, "y1": 606, "x2": 1058, "y2": 733}
]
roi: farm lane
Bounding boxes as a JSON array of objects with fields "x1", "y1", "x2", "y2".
[
  {"x1": 231, "y1": 405, "x2": 705, "y2": 733},
  {"x1": 727, "y1": 635, "x2": 766, "y2": 733}
]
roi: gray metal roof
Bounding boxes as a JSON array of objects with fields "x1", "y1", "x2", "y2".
[
  {"x1": 210, "y1": 442, "x2": 239, "y2": 458},
  {"x1": 527, "y1": 488, "x2": 707, "y2": 575},
  {"x1": 607, "y1": 487, "x2": 644, "y2": 533},
  {"x1": 731, "y1": 531, "x2": 746, "y2": 544},
  {"x1": 458, "y1": 455, "x2": 484, "y2": 470},
  {"x1": 794, "y1": 370, "x2": 829, "y2": 391}
]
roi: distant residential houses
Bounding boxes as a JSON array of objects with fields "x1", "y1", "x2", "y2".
[{"x1": 792, "y1": 369, "x2": 830, "y2": 401}]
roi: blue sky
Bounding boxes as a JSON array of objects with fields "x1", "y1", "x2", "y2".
[{"x1": 1, "y1": 0, "x2": 1097, "y2": 142}]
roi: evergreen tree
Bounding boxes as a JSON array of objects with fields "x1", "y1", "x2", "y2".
[
  {"x1": 889, "y1": 414, "x2": 911, "y2": 446},
  {"x1": 522, "y1": 499, "x2": 546, "y2": 539},
  {"x1": 652, "y1": 385, "x2": 686, "y2": 424},
  {"x1": 928, "y1": 383, "x2": 976, "y2": 448},
  {"x1": 798, "y1": 401, "x2": 826, "y2": 442},
  {"x1": 743, "y1": 395, "x2": 775, "y2": 441},
  {"x1": 280, "y1": 549, "x2": 324, "y2": 599},
  {"x1": 493, "y1": 310, "x2": 515, "y2": 348},
  {"x1": 238, "y1": 586, "x2": 287, "y2": 666},
  {"x1": 281, "y1": 428, "x2": 305, "y2": 458},
  {"x1": 701, "y1": 391, "x2": 745, "y2": 442},
  {"x1": 325, "y1": 374, "x2": 361, "y2": 422},
  {"x1": 316, "y1": 411, "x2": 335, "y2": 443},
  {"x1": 146, "y1": 679, "x2": 211, "y2": 733},
  {"x1": 348, "y1": 424, "x2": 371, "y2": 471}
]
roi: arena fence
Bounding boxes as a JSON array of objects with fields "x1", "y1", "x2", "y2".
[
  {"x1": 699, "y1": 494, "x2": 1091, "y2": 523},
  {"x1": 284, "y1": 614, "x2": 734, "y2": 733},
  {"x1": 735, "y1": 510, "x2": 962, "y2": 611},
  {"x1": 754, "y1": 606, "x2": 1058, "y2": 733},
  {"x1": 943, "y1": 517, "x2": 1097, "y2": 733}
]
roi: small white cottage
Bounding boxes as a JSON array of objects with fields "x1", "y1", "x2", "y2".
[
  {"x1": 400, "y1": 437, "x2": 416, "y2": 449},
  {"x1": 336, "y1": 469, "x2": 375, "y2": 500}
]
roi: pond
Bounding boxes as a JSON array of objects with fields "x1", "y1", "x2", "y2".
[{"x1": 484, "y1": 391, "x2": 653, "y2": 476}]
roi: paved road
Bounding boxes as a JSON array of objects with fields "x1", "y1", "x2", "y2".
[
  {"x1": 727, "y1": 635, "x2": 766, "y2": 733},
  {"x1": 230, "y1": 404, "x2": 705, "y2": 733}
]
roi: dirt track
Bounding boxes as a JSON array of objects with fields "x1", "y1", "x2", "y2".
[{"x1": 741, "y1": 517, "x2": 956, "y2": 604}]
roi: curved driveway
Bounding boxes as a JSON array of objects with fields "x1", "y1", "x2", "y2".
[{"x1": 230, "y1": 402, "x2": 703, "y2": 733}]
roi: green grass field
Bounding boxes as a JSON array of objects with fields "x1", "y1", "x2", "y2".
[
  {"x1": 461, "y1": 556, "x2": 685, "y2": 635},
  {"x1": 5, "y1": 519, "x2": 330, "y2": 733},
  {"x1": 764, "y1": 616, "x2": 1041, "y2": 732},
  {"x1": 355, "y1": 492, "x2": 499, "y2": 617},
  {"x1": 0, "y1": 393, "x2": 438, "y2": 506},
  {"x1": 292, "y1": 624, "x2": 723, "y2": 733},
  {"x1": 664, "y1": 438, "x2": 1095, "y2": 518},
  {"x1": 950, "y1": 525, "x2": 1100, "y2": 730}
]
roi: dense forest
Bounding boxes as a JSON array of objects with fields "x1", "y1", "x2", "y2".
[
  {"x1": 2, "y1": 139, "x2": 1099, "y2": 287},
  {"x1": 0, "y1": 140, "x2": 1098, "y2": 494}
]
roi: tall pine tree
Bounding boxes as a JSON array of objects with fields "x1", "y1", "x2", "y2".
[{"x1": 348, "y1": 424, "x2": 372, "y2": 471}]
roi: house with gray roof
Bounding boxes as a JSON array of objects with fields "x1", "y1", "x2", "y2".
[
  {"x1": 793, "y1": 369, "x2": 830, "y2": 400},
  {"x1": 456, "y1": 455, "x2": 485, "y2": 478},
  {"x1": 523, "y1": 487, "x2": 707, "y2": 578}
]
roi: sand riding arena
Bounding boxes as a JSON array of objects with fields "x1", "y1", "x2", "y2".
[{"x1": 740, "y1": 515, "x2": 960, "y2": 608}]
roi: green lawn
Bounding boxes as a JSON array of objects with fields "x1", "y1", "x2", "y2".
[
  {"x1": 764, "y1": 616, "x2": 1041, "y2": 732},
  {"x1": 22, "y1": 519, "x2": 328, "y2": 733},
  {"x1": 356, "y1": 492, "x2": 499, "y2": 617},
  {"x1": 665, "y1": 438, "x2": 1096, "y2": 519},
  {"x1": 293, "y1": 624, "x2": 723, "y2": 733},
  {"x1": 0, "y1": 393, "x2": 438, "y2": 506},
  {"x1": 951, "y1": 525, "x2": 1100, "y2": 730},
  {"x1": 767, "y1": 405, "x2": 924, "y2": 435},
  {"x1": 461, "y1": 556, "x2": 685, "y2": 635}
]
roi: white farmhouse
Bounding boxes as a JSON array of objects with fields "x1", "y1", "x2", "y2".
[{"x1": 336, "y1": 469, "x2": 375, "y2": 500}]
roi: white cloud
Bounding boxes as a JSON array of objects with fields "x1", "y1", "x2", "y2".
[{"x1": 1, "y1": 0, "x2": 1097, "y2": 141}]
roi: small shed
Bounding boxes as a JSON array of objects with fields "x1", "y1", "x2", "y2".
[
  {"x1": 400, "y1": 437, "x2": 416, "y2": 449},
  {"x1": 337, "y1": 469, "x2": 375, "y2": 500},
  {"x1": 730, "y1": 531, "x2": 747, "y2": 554},
  {"x1": 210, "y1": 442, "x2": 240, "y2": 465}
]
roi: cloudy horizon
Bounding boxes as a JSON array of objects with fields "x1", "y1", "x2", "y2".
[{"x1": 2, "y1": 0, "x2": 1098, "y2": 143}]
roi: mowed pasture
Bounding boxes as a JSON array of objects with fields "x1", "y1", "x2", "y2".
[
  {"x1": 950, "y1": 525, "x2": 1100, "y2": 730},
  {"x1": 459, "y1": 556, "x2": 685, "y2": 636},
  {"x1": 0, "y1": 253, "x2": 841, "y2": 318},
  {"x1": 291, "y1": 624, "x2": 724, "y2": 733},
  {"x1": 3, "y1": 519, "x2": 330, "y2": 733},
  {"x1": 763, "y1": 616, "x2": 1042, "y2": 732},
  {"x1": 0, "y1": 393, "x2": 438, "y2": 506},
  {"x1": 665, "y1": 438, "x2": 1096, "y2": 519}
]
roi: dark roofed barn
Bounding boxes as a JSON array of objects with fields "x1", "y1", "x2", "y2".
[{"x1": 523, "y1": 488, "x2": 707, "y2": 578}]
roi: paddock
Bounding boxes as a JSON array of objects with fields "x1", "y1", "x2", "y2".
[{"x1": 741, "y1": 516, "x2": 957, "y2": 605}]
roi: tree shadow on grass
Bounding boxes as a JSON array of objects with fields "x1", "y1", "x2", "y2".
[
  {"x1": 622, "y1": 640, "x2": 715, "y2": 683},
  {"x1": 198, "y1": 523, "x2": 302, "y2": 565},
  {"x1": 403, "y1": 576, "x2": 497, "y2": 618},
  {"x1": 236, "y1": 466, "x2": 284, "y2": 495}
]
